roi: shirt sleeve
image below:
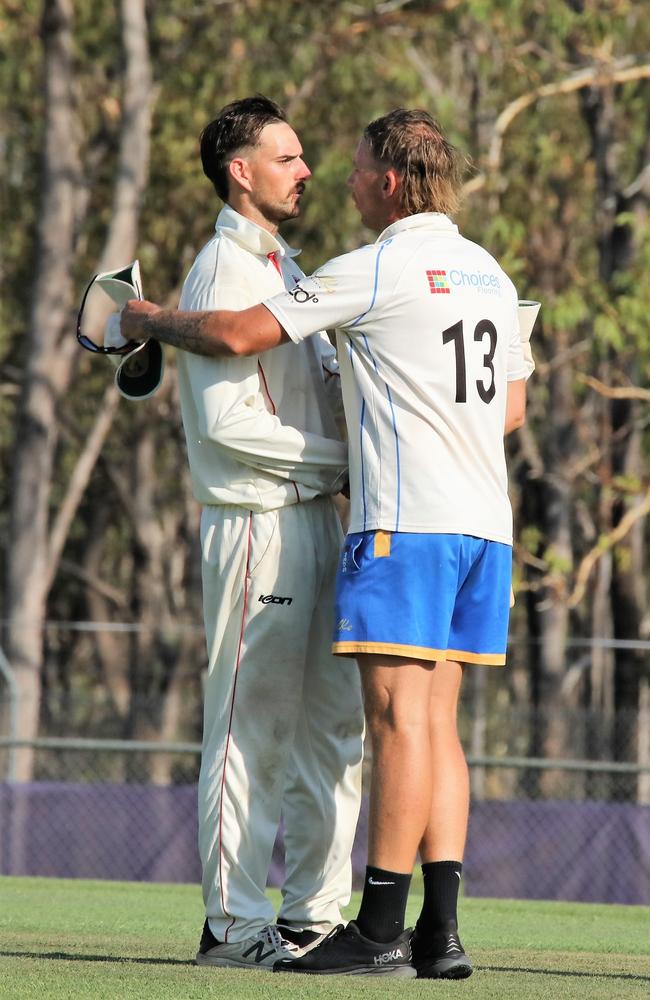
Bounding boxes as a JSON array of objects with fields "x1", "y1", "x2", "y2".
[
  {"x1": 505, "y1": 285, "x2": 529, "y2": 382},
  {"x1": 283, "y1": 257, "x2": 345, "y2": 420},
  {"x1": 263, "y1": 245, "x2": 381, "y2": 344},
  {"x1": 179, "y1": 246, "x2": 348, "y2": 495}
]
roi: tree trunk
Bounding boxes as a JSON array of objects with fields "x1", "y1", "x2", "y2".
[
  {"x1": 609, "y1": 140, "x2": 650, "y2": 798},
  {"x1": 4, "y1": 0, "x2": 80, "y2": 781},
  {"x1": 580, "y1": 82, "x2": 649, "y2": 797},
  {"x1": 612, "y1": 401, "x2": 647, "y2": 799},
  {"x1": 638, "y1": 677, "x2": 650, "y2": 806},
  {"x1": 2, "y1": 0, "x2": 153, "y2": 780},
  {"x1": 99, "y1": 0, "x2": 153, "y2": 275},
  {"x1": 83, "y1": 504, "x2": 131, "y2": 721},
  {"x1": 527, "y1": 331, "x2": 578, "y2": 796}
]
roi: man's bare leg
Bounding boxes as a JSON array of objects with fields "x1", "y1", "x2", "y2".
[
  {"x1": 347, "y1": 653, "x2": 434, "y2": 945},
  {"x1": 273, "y1": 653, "x2": 471, "y2": 977},
  {"x1": 413, "y1": 658, "x2": 473, "y2": 980},
  {"x1": 359, "y1": 654, "x2": 436, "y2": 872},
  {"x1": 419, "y1": 659, "x2": 468, "y2": 862}
]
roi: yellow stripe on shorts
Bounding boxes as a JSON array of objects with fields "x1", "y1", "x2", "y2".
[{"x1": 373, "y1": 530, "x2": 392, "y2": 558}]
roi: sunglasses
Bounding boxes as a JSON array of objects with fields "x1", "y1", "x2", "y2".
[{"x1": 76, "y1": 274, "x2": 140, "y2": 355}]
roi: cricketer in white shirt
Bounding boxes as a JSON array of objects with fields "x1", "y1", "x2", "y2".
[
  {"x1": 178, "y1": 205, "x2": 350, "y2": 509},
  {"x1": 264, "y1": 211, "x2": 529, "y2": 545},
  {"x1": 128, "y1": 205, "x2": 365, "y2": 947}
]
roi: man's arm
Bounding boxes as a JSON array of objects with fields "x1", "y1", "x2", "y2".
[
  {"x1": 121, "y1": 299, "x2": 288, "y2": 357},
  {"x1": 124, "y1": 244, "x2": 381, "y2": 359},
  {"x1": 175, "y1": 258, "x2": 347, "y2": 494},
  {"x1": 505, "y1": 378, "x2": 526, "y2": 434},
  {"x1": 504, "y1": 295, "x2": 536, "y2": 434}
]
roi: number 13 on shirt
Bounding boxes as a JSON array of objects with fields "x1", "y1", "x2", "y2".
[{"x1": 442, "y1": 318, "x2": 497, "y2": 405}]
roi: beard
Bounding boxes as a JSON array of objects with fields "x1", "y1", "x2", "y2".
[{"x1": 258, "y1": 183, "x2": 306, "y2": 225}]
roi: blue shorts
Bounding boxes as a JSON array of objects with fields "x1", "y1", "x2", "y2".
[{"x1": 332, "y1": 531, "x2": 512, "y2": 666}]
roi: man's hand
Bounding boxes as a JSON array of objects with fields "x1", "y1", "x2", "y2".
[
  {"x1": 120, "y1": 299, "x2": 162, "y2": 342},
  {"x1": 120, "y1": 344, "x2": 152, "y2": 378}
]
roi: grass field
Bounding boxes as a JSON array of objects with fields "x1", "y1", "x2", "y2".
[{"x1": 1, "y1": 876, "x2": 648, "y2": 1000}]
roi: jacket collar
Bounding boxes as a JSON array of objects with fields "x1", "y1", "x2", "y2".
[
  {"x1": 216, "y1": 204, "x2": 301, "y2": 258},
  {"x1": 376, "y1": 212, "x2": 458, "y2": 244}
]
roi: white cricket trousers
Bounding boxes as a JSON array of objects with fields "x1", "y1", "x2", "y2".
[{"x1": 199, "y1": 496, "x2": 364, "y2": 943}]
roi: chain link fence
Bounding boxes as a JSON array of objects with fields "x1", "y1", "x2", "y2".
[{"x1": 1, "y1": 628, "x2": 649, "y2": 905}]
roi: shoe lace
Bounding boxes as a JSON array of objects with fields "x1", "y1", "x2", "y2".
[{"x1": 262, "y1": 924, "x2": 297, "y2": 954}]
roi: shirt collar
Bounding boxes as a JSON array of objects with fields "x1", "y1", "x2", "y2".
[
  {"x1": 216, "y1": 204, "x2": 301, "y2": 258},
  {"x1": 376, "y1": 212, "x2": 458, "y2": 243}
]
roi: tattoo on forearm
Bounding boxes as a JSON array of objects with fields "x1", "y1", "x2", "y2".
[{"x1": 146, "y1": 311, "x2": 224, "y2": 356}]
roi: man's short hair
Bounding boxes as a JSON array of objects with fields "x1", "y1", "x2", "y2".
[
  {"x1": 363, "y1": 109, "x2": 465, "y2": 216},
  {"x1": 200, "y1": 95, "x2": 287, "y2": 201}
]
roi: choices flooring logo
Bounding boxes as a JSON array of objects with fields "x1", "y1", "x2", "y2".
[{"x1": 426, "y1": 269, "x2": 450, "y2": 294}]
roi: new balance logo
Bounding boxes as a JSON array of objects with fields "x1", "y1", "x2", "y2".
[
  {"x1": 241, "y1": 941, "x2": 276, "y2": 964},
  {"x1": 374, "y1": 947, "x2": 404, "y2": 965},
  {"x1": 259, "y1": 594, "x2": 293, "y2": 606}
]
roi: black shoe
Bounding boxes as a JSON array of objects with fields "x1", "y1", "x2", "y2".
[
  {"x1": 197, "y1": 918, "x2": 218, "y2": 955},
  {"x1": 411, "y1": 924, "x2": 473, "y2": 979},
  {"x1": 275, "y1": 924, "x2": 326, "y2": 953},
  {"x1": 273, "y1": 920, "x2": 416, "y2": 977}
]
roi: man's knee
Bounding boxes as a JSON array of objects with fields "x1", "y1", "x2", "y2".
[{"x1": 363, "y1": 678, "x2": 429, "y2": 740}]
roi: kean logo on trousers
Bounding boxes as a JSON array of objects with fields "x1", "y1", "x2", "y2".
[{"x1": 259, "y1": 594, "x2": 293, "y2": 606}]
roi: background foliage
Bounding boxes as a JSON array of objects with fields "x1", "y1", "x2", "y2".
[{"x1": 1, "y1": 0, "x2": 649, "y2": 788}]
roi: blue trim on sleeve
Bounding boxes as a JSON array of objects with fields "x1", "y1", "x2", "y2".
[{"x1": 349, "y1": 240, "x2": 391, "y2": 328}]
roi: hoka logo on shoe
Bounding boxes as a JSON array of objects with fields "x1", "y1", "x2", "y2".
[{"x1": 374, "y1": 947, "x2": 404, "y2": 965}]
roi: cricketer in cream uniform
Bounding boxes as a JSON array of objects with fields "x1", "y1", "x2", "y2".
[
  {"x1": 179, "y1": 206, "x2": 364, "y2": 944},
  {"x1": 264, "y1": 211, "x2": 530, "y2": 661}
]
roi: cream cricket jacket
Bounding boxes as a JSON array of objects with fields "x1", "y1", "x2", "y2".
[{"x1": 176, "y1": 206, "x2": 348, "y2": 511}]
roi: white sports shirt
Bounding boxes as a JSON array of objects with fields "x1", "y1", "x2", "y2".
[
  {"x1": 264, "y1": 213, "x2": 528, "y2": 544},
  {"x1": 177, "y1": 206, "x2": 348, "y2": 511}
]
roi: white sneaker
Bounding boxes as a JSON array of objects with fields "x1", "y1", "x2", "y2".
[{"x1": 196, "y1": 921, "x2": 300, "y2": 969}]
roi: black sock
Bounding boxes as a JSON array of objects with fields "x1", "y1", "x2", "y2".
[
  {"x1": 355, "y1": 865, "x2": 412, "y2": 943},
  {"x1": 417, "y1": 860, "x2": 462, "y2": 933}
]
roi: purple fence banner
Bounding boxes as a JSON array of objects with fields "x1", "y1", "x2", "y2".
[{"x1": 1, "y1": 783, "x2": 648, "y2": 905}]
